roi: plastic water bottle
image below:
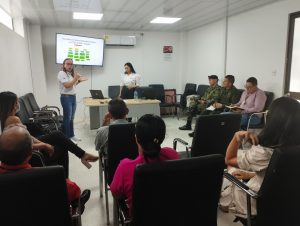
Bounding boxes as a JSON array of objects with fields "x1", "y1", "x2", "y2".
[{"x1": 134, "y1": 90, "x2": 138, "y2": 99}]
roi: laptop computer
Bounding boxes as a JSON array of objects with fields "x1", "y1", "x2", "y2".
[{"x1": 90, "y1": 90, "x2": 105, "y2": 99}]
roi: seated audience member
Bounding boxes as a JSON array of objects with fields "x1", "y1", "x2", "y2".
[
  {"x1": 0, "y1": 125, "x2": 91, "y2": 213},
  {"x1": 110, "y1": 114, "x2": 180, "y2": 213},
  {"x1": 232, "y1": 77, "x2": 267, "y2": 130},
  {"x1": 95, "y1": 98, "x2": 129, "y2": 155},
  {"x1": 0, "y1": 91, "x2": 98, "y2": 178},
  {"x1": 210, "y1": 75, "x2": 240, "y2": 114},
  {"x1": 179, "y1": 75, "x2": 222, "y2": 130},
  {"x1": 188, "y1": 75, "x2": 239, "y2": 138},
  {"x1": 220, "y1": 97, "x2": 300, "y2": 218}
]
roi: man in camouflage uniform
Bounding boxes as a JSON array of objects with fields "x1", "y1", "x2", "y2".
[
  {"x1": 179, "y1": 75, "x2": 222, "y2": 130},
  {"x1": 205, "y1": 75, "x2": 240, "y2": 115}
]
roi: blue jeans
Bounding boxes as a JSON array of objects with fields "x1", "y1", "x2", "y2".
[
  {"x1": 60, "y1": 95, "x2": 76, "y2": 138},
  {"x1": 240, "y1": 113, "x2": 262, "y2": 129}
]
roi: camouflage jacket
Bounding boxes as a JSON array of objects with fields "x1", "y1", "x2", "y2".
[
  {"x1": 219, "y1": 86, "x2": 240, "y2": 107},
  {"x1": 202, "y1": 84, "x2": 222, "y2": 104}
]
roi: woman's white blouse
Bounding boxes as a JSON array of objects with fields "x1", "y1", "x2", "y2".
[
  {"x1": 57, "y1": 71, "x2": 76, "y2": 95},
  {"x1": 120, "y1": 73, "x2": 141, "y2": 87}
]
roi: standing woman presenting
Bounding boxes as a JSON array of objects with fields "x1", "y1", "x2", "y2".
[
  {"x1": 58, "y1": 58, "x2": 87, "y2": 142},
  {"x1": 120, "y1": 62, "x2": 141, "y2": 99}
]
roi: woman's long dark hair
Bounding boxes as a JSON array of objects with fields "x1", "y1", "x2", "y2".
[
  {"x1": 62, "y1": 58, "x2": 75, "y2": 77},
  {"x1": 0, "y1": 91, "x2": 18, "y2": 131},
  {"x1": 258, "y1": 97, "x2": 300, "y2": 148},
  {"x1": 135, "y1": 114, "x2": 166, "y2": 161},
  {"x1": 124, "y1": 62, "x2": 136, "y2": 74}
]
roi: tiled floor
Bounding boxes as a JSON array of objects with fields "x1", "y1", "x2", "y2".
[{"x1": 69, "y1": 116, "x2": 242, "y2": 226}]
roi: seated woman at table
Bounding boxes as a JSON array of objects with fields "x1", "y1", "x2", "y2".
[
  {"x1": 119, "y1": 62, "x2": 141, "y2": 99},
  {"x1": 110, "y1": 114, "x2": 180, "y2": 213}
]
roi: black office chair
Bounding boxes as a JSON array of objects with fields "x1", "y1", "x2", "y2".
[
  {"x1": 24, "y1": 92, "x2": 62, "y2": 122},
  {"x1": 174, "y1": 113, "x2": 241, "y2": 158},
  {"x1": 100, "y1": 123, "x2": 139, "y2": 225},
  {"x1": 21, "y1": 93, "x2": 62, "y2": 123},
  {"x1": 108, "y1": 85, "x2": 121, "y2": 99},
  {"x1": 149, "y1": 84, "x2": 178, "y2": 116},
  {"x1": 178, "y1": 83, "x2": 197, "y2": 111},
  {"x1": 196, "y1": 84, "x2": 209, "y2": 97},
  {"x1": 119, "y1": 155, "x2": 224, "y2": 226},
  {"x1": 247, "y1": 91, "x2": 274, "y2": 130},
  {"x1": 136, "y1": 86, "x2": 156, "y2": 99},
  {"x1": 18, "y1": 96, "x2": 61, "y2": 135},
  {"x1": 224, "y1": 145, "x2": 300, "y2": 226},
  {"x1": 0, "y1": 166, "x2": 80, "y2": 226}
]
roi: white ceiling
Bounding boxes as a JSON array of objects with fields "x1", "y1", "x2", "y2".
[{"x1": 8, "y1": 0, "x2": 283, "y2": 32}]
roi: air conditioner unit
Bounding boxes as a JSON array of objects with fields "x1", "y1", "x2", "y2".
[{"x1": 104, "y1": 35, "x2": 136, "y2": 46}]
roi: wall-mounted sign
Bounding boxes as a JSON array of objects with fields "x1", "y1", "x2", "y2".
[{"x1": 163, "y1": 46, "x2": 173, "y2": 53}]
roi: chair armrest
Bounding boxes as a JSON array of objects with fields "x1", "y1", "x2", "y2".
[
  {"x1": 247, "y1": 111, "x2": 268, "y2": 130},
  {"x1": 173, "y1": 138, "x2": 190, "y2": 157},
  {"x1": 186, "y1": 95, "x2": 200, "y2": 108},
  {"x1": 224, "y1": 172, "x2": 258, "y2": 198},
  {"x1": 42, "y1": 105, "x2": 61, "y2": 115},
  {"x1": 71, "y1": 207, "x2": 82, "y2": 226},
  {"x1": 33, "y1": 110, "x2": 54, "y2": 117},
  {"x1": 186, "y1": 94, "x2": 199, "y2": 99},
  {"x1": 33, "y1": 117, "x2": 59, "y2": 131}
]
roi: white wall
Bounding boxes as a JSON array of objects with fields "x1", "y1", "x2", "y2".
[
  {"x1": 226, "y1": 0, "x2": 300, "y2": 97},
  {"x1": 41, "y1": 27, "x2": 183, "y2": 120},
  {"x1": 185, "y1": 19, "x2": 226, "y2": 87},
  {"x1": 186, "y1": 0, "x2": 300, "y2": 98},
  {"x1": 0, "y1": 22, "x2": 33, "y2": 96},
  {"x1": 27, "y1": 24, "x2": 47, "y2": 104}
]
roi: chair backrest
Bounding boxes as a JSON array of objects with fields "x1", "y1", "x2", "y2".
[
  {"x1": 25, "y1": 92, "x2": 40, "y2": 111},
  {"x1": 107, "y1": 123, "x2": 138, "y2": 185},
  {"x1": 19, "y1": 95, "x2": 34, "y2": 117},
  {"x1": 164, "y1": 89, "x2": 177, "y2": 104},
  {"x1": 191, "y1": 113, "x2": 241, "y2": 157},
  {"x1": 196, "y1": 84, "x2": 209, "y2": 97},
  {"x1": 184, "y1": 83, "x2": 197, "y2": 95},
  {"x1": 17, "y1": 98, "x2": 30, "y2": 123},
  {"x1": 131, "y1": 155, "x2": 224, "y2": 226},
  {"x1": 236, "y1": 89, "x2": 244, "y2": 103},
  {"x1": 108, "y1": 85, "x2": 120, "y2": 99},
  {"x1": 136, "y1": 86, "x2": 156, "y2": 99},
  {"x1": 0, "y1": 166, "x2": 71, "y2": 226},
  {"x1": 149, "y1": 84, "x2": 165, "y2": 103},
  {"x1": 256, "y1": 146, "x2": 300, "y2": 226},
  {"x1": 263, "y1": 91, "x2": 274, "y2": 111}
]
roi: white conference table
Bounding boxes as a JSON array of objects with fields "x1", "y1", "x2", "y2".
[{"x1": 83, "y1": 97, "x2": 161, "y2": 129}]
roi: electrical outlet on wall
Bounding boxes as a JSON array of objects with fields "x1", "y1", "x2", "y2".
[{"x1": 272, "y1": 70, "x2": 277, "y2": 76}]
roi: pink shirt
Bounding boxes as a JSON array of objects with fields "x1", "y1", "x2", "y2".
[
  {"x1": 235, "y1": 88, "x2": 267, "y2": 113},
  {"x1": 110, "y1": 147, "x2": 180, "y2": 212}
]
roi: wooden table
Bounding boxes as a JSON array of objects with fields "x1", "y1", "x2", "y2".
[{"x1": 83, "y1": 98, "x2": 161, "y2": 129}]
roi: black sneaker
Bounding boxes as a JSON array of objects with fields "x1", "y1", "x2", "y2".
[
  {"x1": 179, "y1": 125, "x2": 192, "y2": 130},
  {"x1": 80, "y1": 189, "x2": 91, "y2": 214},
  {"x1": 188, "y1": 132, "x2": 194, "y2": 137}
]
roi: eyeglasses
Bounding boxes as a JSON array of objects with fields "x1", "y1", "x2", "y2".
[
  {"x1": 65, "y1": 63, "x2": 73, "y2": 65},
  {"x1": 244, "y1": 85, "x2": 253, "y2": 89}
]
